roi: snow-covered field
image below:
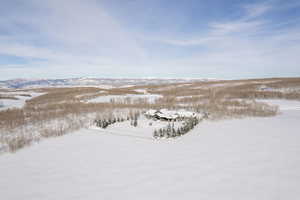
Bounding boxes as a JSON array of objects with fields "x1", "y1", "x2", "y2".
[
  {"x1": 0, "y1": 100, "x2": 300, "y2": 199},
  {"x1": 0, "y1": 92, "x2": 44, "y2": 111}
]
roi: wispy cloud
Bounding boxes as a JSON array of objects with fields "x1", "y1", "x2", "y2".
[
  {"x1": 0, "y1": 0, "x2": 300, "y2": 79},
  {"x1": 243, "y1": 2, "x2": 272, "y2": 19},
  {"x1": 0, "y1": 0, "x2": 148, "y2": 78},
  {"x1": 138, "y1": 0, "x2": 300, "y2": 78}
]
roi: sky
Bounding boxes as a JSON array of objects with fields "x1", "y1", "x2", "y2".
[{"x1": 0, "y1": 0, "x2": 300, "y2": 80}]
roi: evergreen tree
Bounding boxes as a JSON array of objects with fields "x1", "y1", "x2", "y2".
[
  {"x1": 159, "y1": 128, "x2": 163, "y2": 137},
  {"x1": 176, "y1": 128, "x2": 181, "y2": 137},
  {"x1": 133, "y1": 118, "x2": 138, "y2": 127},
  {"x1": 167, "y1": 123, "x2": 171, "y2": 133},
  {"x1": 102, "y1": 119, "x2": 108, "y2": 128},
  {"x1": 153, "y1": 130, "x2": 159, "y2": 139},
  {"x1": 172, "y1": 128, "x2": 176, "y2": 137},
  {"x1": 94, "y1": 119, "x2": 102, "y2": 128}
]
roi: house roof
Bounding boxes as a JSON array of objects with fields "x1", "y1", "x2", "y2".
[
  {"x1": 145, "y1": 109, "x2": 158, "y2": 116},
  {"x1": 145, "y1": 109, "x2": 199, "y2": 119}
]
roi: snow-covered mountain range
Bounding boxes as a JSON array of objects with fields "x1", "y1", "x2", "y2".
[{"x1": 0, "y1": 78, "x2": 211, "y2": 88}]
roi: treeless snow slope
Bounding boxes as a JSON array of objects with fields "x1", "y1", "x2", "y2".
[
  {"x1": 0, "y1": 92, "x2": 44, "y2": 111},
  {"x1": 0, "y1": 101, "x2": 300, "y2": 200}
]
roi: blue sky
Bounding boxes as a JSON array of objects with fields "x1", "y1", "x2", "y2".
[{"x1": 0, "y1": 0, "x2": 300, "y2": 80}]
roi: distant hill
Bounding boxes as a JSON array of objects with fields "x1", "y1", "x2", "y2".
[{"x1": 0, "y1": 77, "x2": 211, "y2": 89}]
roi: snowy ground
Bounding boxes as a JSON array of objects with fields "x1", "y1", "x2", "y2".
[
  {"x1": 0, "y1": 92, "x2": 44, "y2": 111},
  {"x1": 0, "y1": 100, "x2": 300, "y2": 199},
  {"x1": 91, "y1": 116, "x2": 184, "y2": 139}
]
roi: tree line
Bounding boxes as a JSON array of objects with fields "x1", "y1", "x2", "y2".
[
  {"x1": 153, "y1": 117, "x2": 200, "y2": 139},
  {"x1": 94, "y1": 110, "x2": 141, "y2": 129}
]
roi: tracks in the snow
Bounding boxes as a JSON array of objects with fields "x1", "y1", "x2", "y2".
[{"x1": 89, "y1": 128, "x2": 154, "y2": 141}]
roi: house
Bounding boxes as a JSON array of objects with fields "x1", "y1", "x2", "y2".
[{"x1": 145, "y1": 109, "x2": 200, "y2": 121}]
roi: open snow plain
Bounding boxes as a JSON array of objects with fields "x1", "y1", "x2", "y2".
[
  {"x1": 0, "y1": 100, "x2": 300, "y2": 200},
  {"x1": 0, "y1": 91, "x2": 44, "y2": 111}
]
